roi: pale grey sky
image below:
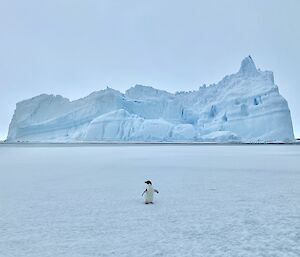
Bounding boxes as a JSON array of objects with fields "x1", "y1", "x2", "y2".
[{"x1": 0, "y1": 0, "x2": 299, "y2": 139}]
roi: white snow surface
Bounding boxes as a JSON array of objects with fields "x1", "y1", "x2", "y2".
[
  {"x1": 7, "y1": 56, "x2": 294, "y2": 142},
  {"x1": 0, "y1": 144, "x2": 300, "y2": 257}
]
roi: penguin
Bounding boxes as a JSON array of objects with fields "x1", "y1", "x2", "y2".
[{"x1": 142, "y1": 180, "x2": 159, "y2": 204}]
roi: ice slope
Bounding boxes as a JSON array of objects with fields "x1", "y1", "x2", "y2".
[
  {"x1": 6, "y1": 56, "x2": 294, "y2": 142},
  {"x1": 85, "y1": 109, "x2": 174, "y2": 141}
]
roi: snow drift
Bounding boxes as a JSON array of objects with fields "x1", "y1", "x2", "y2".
[{"x1": 6, "y1": 56, "x2": 294, "y2": 142}]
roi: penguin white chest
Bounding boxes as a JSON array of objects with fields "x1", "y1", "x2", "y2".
[{"x1": 145, "y1": 185, "x2": 154, "y2": 203}]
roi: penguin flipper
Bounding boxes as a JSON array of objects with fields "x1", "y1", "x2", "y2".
[{"x1": 142, "y1": 189, "x2": 147, "y2": 196}]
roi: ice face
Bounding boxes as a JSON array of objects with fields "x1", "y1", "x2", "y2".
[
  {"x1": 238, "y1": 55, "x2": 259, "y2": 77},
  {"x1": 6, "y1": 56, "x2": 295, "y2": 143}
]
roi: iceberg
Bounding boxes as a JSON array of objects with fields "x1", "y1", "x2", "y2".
[{"x1": 6, "y1": 56, "x2": 294, "y2": 142}]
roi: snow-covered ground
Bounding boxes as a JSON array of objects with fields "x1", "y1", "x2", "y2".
[{"x1": 0, "y1": 144, "x2": 299, "y2": 257}]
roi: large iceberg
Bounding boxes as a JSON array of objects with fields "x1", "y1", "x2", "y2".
[{"x1": 7, "y1": 56, "x2": 294, "y2": 142}]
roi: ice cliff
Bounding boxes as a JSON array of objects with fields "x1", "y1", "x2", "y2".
[{"x1": 7, "y1": 56, "x2": 294, "y2": 142}]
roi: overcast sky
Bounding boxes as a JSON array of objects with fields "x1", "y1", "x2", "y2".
[{"x1": 0, "y1": 0, "x2": 299, "y2": 139}]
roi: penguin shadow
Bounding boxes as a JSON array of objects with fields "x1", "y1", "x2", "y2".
[{"x1": 133, "y1": 198, "x2": 160, "y2": 207}]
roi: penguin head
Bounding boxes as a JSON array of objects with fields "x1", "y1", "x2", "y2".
[{"x1": 145, "y1": 180, "x2": 152, "y2": 185}]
